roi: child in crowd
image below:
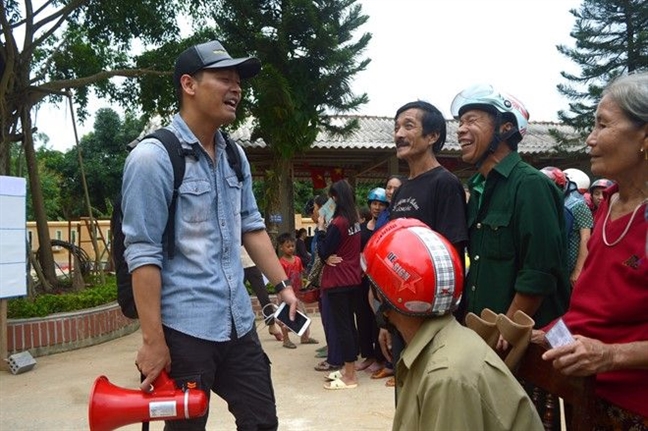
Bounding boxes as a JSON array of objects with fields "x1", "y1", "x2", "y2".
[{"x1": 277, "y1": 232, "x2": 319, "y2": 349}]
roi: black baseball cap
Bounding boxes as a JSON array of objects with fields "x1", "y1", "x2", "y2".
[{"x1": 173, "y1": 40, "x2": 261, "y2": 88}]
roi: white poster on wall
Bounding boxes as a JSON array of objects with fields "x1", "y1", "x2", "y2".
[{"x1": 0, "y1": 176, "x2": 27, "y2": 299}]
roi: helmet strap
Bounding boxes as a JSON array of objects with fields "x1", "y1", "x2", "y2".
[
  {"x1": 475, "y1": 114, "x2": 503, "y2": 168},
  {"x1": 475, "y1": 115, "x2": 519, "y2": 168}
]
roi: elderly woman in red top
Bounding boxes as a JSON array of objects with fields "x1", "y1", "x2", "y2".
[{"x1": 539, "y1": 71, "x2": 648, "y2": 429}]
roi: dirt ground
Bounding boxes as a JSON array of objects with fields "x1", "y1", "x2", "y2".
[{"x1": 0, "y1": 316, "x2": 395, "y2": 430}]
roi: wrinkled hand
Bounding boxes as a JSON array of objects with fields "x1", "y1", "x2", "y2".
[
  {"x1": 542, "y1": 335, "x2": 613, "y2": 376},
  {"x1": 325, "y1": 254, "x2": 343, "y2": 266},
  {"x1": 135, "y1": 339, "x2": 171, "y2": 392},
  {"x1": 531, "y1": 329, "x2": 550, "y2": 348},
  {"x1": 378, "y1": 328, "x2": 393, "y2": 362}
]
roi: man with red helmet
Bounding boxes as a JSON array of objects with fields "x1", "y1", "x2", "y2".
[
  {"x1": 362, "y1": 219, "x2": 543, "y2": 431},
  {"x1": 450, "y1": 84, "x2": 570, "y2": 331}
]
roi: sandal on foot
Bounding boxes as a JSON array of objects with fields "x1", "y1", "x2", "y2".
[
  {"x1": 314, "y1": 361, "x2": 342, "y2": 372},
  {"x1": 301, "y1": 337, "x2": 319, "y2": 345},
  {"x1": 323, "y1": 378, "x2": 357, "y2": 390},
  {"x1": 325, "y1": 370, "x2": 343, "y2": 381},
  {"x1": 365, "y1": 361, "x2": 383, "y2": 373},
  {"x1": 371, "y1": 368, "x2": 394, "y2": 379},
  {"x1": 314, "y1": 350, "x2": 328, "y2": 359},
  {"x1": 283, "y1": 340, "x2": 297, "y2": 349},
  {"x1": 385, "y1": 377, "x2": 395, "y2": 387},
  {"x1": 315, "y1": 345, "x2": 328, "y2": 353}
]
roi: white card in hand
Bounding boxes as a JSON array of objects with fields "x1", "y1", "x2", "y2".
[{"x1": 545, "y1": 318, "x2": 575, "y2": 348}]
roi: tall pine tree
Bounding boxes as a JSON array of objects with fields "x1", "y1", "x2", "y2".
[
  {"x1": 204, "y1": 0, "x2": 371, "y2": 235},
  {"x1": 557, "y1": 0, "x2": 648, "y2": 136}
]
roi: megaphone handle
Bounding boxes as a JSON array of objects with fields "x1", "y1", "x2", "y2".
[{"x1": 139, "y1": 372, "x2": 150, "y2": 431}]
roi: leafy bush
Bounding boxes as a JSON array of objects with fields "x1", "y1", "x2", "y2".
[{"x1": 8, "y1": 276, "x2": 118, "y2": 319}]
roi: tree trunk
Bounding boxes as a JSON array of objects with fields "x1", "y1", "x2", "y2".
[
  {"x1": 21, "y1": 107, "x2": 58, "y2": 287},
  {"x1": 264, "y1": 157, "x2": 295, "y2": 245}
]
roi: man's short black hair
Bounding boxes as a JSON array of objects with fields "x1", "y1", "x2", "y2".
[{"x1": 395, "y1": 101, "x2": 447, "y2": 154}]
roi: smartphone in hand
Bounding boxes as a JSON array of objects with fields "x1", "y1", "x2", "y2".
[{"x1": 273, "y1": 302, "x2": 311, "y2": 337}]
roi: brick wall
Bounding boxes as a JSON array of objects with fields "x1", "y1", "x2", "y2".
[
  {"x1": 6, "y1": 296, "x2": 319, "y2": 357},
  {"x1": 6, "y1": 302, "x2": 140, "y2": 357}
]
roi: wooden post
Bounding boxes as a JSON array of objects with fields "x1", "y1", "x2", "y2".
[{"x1": 0, "y1": 299, "x2": 8, "y2": 371}]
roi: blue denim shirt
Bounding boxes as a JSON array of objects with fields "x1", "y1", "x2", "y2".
[{"x1": 122, "y1": 114, "x2": 266, "y2": 341}]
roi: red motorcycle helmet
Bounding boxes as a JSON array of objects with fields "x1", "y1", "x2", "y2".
[
  {"x1": 361, "y1": 218, "x2": 464, "y2": 317},
  {"x1": 540, "y1": 166, "x2": 568, "y2": 190}
]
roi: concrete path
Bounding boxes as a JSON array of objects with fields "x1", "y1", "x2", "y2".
[{"x1": 0, "y1": 316, "x2": 395, "y2": 430}]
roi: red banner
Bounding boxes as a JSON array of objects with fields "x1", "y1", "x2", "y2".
[
  {"x1": 310, "y1": 167, "x2": 326, "y2": 189},
  {"x1": 330, "y1": 167, "x2": 345, "y2": 183}
]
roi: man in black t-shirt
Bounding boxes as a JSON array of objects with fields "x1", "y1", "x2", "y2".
[
  {"x1": 390, "y1": 101, "x2": 468, "y2": 254},
  {"x1": 379, "y1": 101, "x2": 469, "y2": 398}
]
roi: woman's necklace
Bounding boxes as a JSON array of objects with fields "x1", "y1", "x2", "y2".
[{"x1": 602, "y1": 194, "x2": 648, "y2": 247}]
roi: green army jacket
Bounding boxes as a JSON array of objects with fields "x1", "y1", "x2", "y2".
[{"x1": 465, "y1": 152, "x2": 570, "y2": 328}]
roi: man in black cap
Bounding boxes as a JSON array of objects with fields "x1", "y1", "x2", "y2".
[{"x1": 121, "y1": 40, "x2": 298, "y2": 430}]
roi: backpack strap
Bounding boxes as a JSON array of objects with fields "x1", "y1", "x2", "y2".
[
  {"x1": 221, "y1": 131, "x2": 245, "y2": 183},
  {"x1": 142, "y1": 129, "x2": 191, "y2": 259}
]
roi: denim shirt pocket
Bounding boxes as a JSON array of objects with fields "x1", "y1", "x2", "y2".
[
  {"x1": 178, "y1": 179, "x2": 212, "y2": 223},
  {"x1": 225, "y1": 174, "x2": 242, "y2": 216},
  {"x1": 480, "y1": 210, "x2": 515, "y2": 260}
]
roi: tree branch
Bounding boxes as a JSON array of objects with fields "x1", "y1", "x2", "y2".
[
  {"x1": 24, "y1": 68, "x2": 171, "y2": 106},
  {"x1": 28, "y1": 0, "x2": 90, "y2": 54}
]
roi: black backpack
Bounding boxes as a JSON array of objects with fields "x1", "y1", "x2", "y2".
[{"x1": 111, "y1": 129, "x2": 244, "y2": 319}]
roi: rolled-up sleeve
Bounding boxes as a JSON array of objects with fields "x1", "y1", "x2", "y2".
[
  {"x1": 238, "y1": 145, "x2": 266, "y2": 233},
  {"x1": 122, "y1": 141, "x2": 174, "y2": 272}
]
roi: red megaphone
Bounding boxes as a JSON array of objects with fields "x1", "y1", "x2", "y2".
[{"x1": 88, "y1": 370, "x2": 208, "y2": 431}]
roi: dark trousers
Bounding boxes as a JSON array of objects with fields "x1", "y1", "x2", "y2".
[
  {"x1": 355, "y1": 279, "x2": 382, "y2": 360},
  {"x1": 321, "y1": 289, "x2": 343, "y2": 366},
  {"x1": 162, "y1": 326, "x2": 277, "y2": 431},
  {"x1": 327, "y1": 286, "x2": 360, "y2": 364}
]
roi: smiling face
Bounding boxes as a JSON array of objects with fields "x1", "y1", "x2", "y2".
[
  {"x1": 393, "y1": 108, "x2": 438, "y2": 162},
  {"x1": 182, "y1": 68, "x2": 242, "y2": 126},
  {"x1": 456, "y1": 109, "x2": 496, "y2": 165},
  {"x1": 586, "y1": 94, "x2": 647, "y2": 180}
]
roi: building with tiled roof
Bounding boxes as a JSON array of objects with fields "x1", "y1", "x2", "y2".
[{"x1": 231, "y1": 115, "x2": 588, "y2": 182}]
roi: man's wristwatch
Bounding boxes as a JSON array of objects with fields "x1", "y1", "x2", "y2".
[{"x1": 274, "y1": 279, "x2": 292, "y2": 293}]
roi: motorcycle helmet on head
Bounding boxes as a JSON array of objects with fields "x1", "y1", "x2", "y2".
[
  {"x1": 540, "y1": 166, "x2": 568, "y2": 190},
  {"x1": 360, "y1": 218, "x2": 464, "y2": 317},
  {"x1": 451, "y1": 83, "x2": 530, "y2": 157},
  {"x1": 563, "y1": 168, "x2": 591, "y2": 194},
  {"x1": 589, "y1": 178, "x2": 614, "y2": 192},
  {"x1": 367, "y1": 187, "x2": 388, "y2": 205}
]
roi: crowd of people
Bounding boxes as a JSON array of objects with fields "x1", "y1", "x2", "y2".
[{"x1": 120, "y1": 38, "x2": 647, "y2": 430}]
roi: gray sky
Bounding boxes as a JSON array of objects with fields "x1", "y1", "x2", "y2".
[{"x1": 33, "y1": 0, "x2": 582, "y2": 151}]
